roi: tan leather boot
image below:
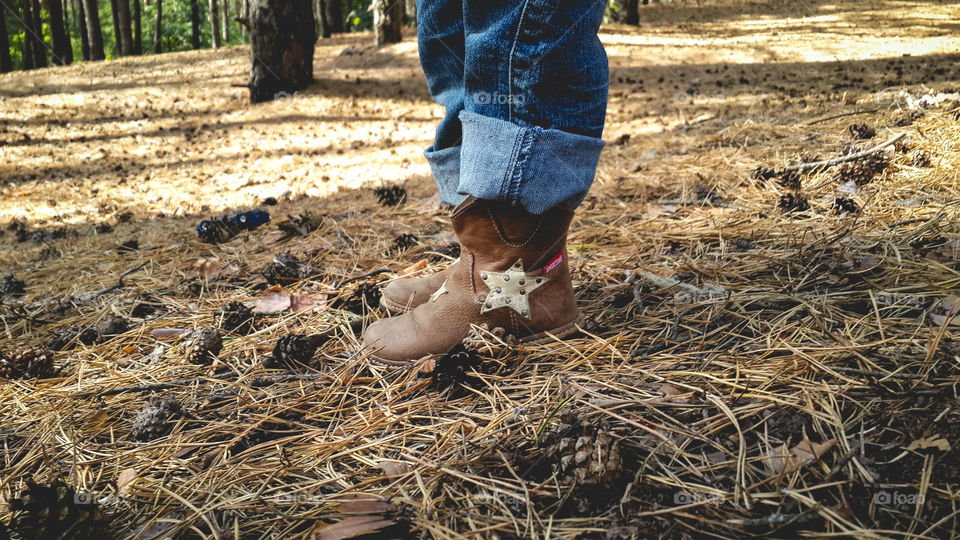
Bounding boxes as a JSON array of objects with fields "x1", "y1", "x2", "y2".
[
  {"x1": 380, "y1": 264, "x2": 455, "y2": 314},
  {"x1": 362, "y1": 197, "x2": 582, "y2": 366}
]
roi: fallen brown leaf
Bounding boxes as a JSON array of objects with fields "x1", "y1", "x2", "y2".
[
  {"x1": 767, "y1": 438, "x2": 837, "y2": 476},
  {"x1": 310, "y1": 516, "x2": 397, "y2": 540}
]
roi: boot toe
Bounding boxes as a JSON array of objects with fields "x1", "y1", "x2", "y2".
[
  {"x1": 380, "y1": 280, "x2": 416, "y2": 313},
  {"x1": 361, "y1": 316, "x2": 418, "y2": 366}
]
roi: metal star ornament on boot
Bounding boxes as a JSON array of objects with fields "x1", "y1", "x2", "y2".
[{"x1": 479, "y1": 259, "x2": 547, "y2": 319}]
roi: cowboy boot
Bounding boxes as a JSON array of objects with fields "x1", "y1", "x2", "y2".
[
  {"x1": 362, "y1": 196, "x2": 581, "y2": 366},
  {"x1": 380, "y1": 262, "x2": 456, "y2": 314}
]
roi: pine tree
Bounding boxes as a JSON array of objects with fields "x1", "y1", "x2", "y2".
[
  {"x1": 81, "y1": 0, "x2": 105, "y2": 59},
  {"x1": 48, "y1": 0, "x2": 74, "y2": 64},
  {"x1": 0, "y1": 4, "x2": 12, "y2": 72}
]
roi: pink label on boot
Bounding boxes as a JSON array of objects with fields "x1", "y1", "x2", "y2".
[{"x1": 544, "y1": 252, "x2": 564, "y2": 274}]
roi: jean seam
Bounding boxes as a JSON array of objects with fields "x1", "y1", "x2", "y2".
[
  {"x1": 508, "y1": 128, "x2": 536, "y2": 202},
  {"x1": 506, "y1": 0, "x2": 533, "y2": 124}
]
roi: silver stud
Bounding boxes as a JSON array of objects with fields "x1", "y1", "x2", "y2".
[
  {"x1": 494, "y1": 287, "x2": 502, "y2": 293},
  {"x1": 503, "y1": 275, "x2": 510, "y2": 281},
  {"x1": 519, "y1": 279, "x2": 525, "y2": 285},
  {"x1": 485, "y1": 302, "x2": 492, "y2": 308},
  {"x1": 536, "y1": 278, "x2": 542, "y2": 283},
  {"x1": 481, "y1": 273, "x2": 488, "y2": 280},
  {"x1": 519, "y1": 289, "x2": 525, "y2": 295},
  {"x1": 521, "y1": 309, "x2": 528, "y2": 316},
  {"x1": 505, "y1": 297, "x2": 511, "y2": 304}
]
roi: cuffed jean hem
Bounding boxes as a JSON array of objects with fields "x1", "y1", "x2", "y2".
[
  {"x1": 424, "y1": 145, "x2": 466, "y2": 206},
  {"x1": 457, "y1": 111, "x2": 604, "y2": 215}
]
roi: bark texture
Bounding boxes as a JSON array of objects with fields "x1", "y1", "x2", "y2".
[
  {"x1": 0, "y1": 5, "x2": 11, "y2": 72},
  {"x1": 49, "y1": 0, "x2": 74, "y2": 64},
  {"x1": 190, "y1": 0, "x2": 200, "y2": 49},
  {"x1": 248, "y1": 0, "x2": 315, "y2": 103},
  {"x1": 209, "y1": 0, "x2": 221, "y2": 47},
  {"x1": 77, "y1": 0, "x2": 91, "y2": 59},
  {"x1": 116, "y1": 0, "x2": 134, "y2": 54},
  {"x1": 153, "y1": 0, "x2": 162, "y2": 53},
  {"x1": 373, "y1": 0, "x2": 401, "y2": 47},
  {"x1": 81, "y1": 0, "x2": 103, "y2": 59},
  {"x1": 323, "y1": 0, "x2": 340, "y2": 34}
]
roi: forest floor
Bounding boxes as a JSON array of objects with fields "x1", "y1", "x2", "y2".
[{"x1": 2, "y1": 0, "x2": 960, "y2": 538}]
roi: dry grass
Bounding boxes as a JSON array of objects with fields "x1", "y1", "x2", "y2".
[{"x1": 2, "y1": 0, "x2": 960, "y2": 538}]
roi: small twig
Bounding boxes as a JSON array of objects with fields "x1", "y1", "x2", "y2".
[
  {"x1": 73, "y1": 371, "x2": 238, "y2": 398},
  {"x1": 334, "y1": 268, "x2": 391, "y2": 289},
  {"x1": 805, "y1": 109, "x2": 878, "y2": 125},
  {"x1": 824, "y1": 442, "x2": 861, "y2": 482},
  {"x1": 802, "y1": 132, "x2": 906, "y2": 190},
  {"x1": 47, "y1": 262, "x2": 148, "y2": 314},
  {"x1": 828, "y1": 366, "x2": 924, "y2": 380}
]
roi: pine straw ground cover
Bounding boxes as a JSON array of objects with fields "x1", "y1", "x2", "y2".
[{"x1": 2, "y1": 1, "x2": 960, "y2": 538}]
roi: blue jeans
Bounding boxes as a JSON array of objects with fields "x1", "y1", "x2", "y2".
[{"x1": 417, "y1": 0, "x2": 609, "y2": 215}]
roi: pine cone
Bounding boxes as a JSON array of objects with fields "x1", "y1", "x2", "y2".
[
  {"x1": 778, "y1": 193, "x2": 810, "y2": 213},
  {"x1": 848, "y1": 122, "x2": 876, "y2": 140},
  {"x1": 911, "y1": 150, "x2": 931, "y2": 167},
  {"x1": 277, "y1": 211, "x2": 323, "y2": 236},
  {"x1": 461, "y1": 324, "x2": 516, "y2": 357},
  {"x1": 833, "y1": 154, "x2": 889, "y2": 186},
  {"x1": 331, "y1": 281, "x2": 381, "y2": 314},
  {"x1": 0, "y1": 274, "x2": 25, "y2": 297},
  {"x1": 182, "y1": 328, "x2": 222, "y2": 365},
  {"x1": 426, "y1": 242, "x2": 460, "y2": 262},
  {"x1": 373, "y1": 185, "x2": 407, "y2": 207},
  {"x1": 833, "y1": 197, "x2": 860, "y2": 215},
  {"x1": 545, "y1": 412, "x2": 624, "y2": 487},
  {"x1": 267, "y1": 334, "x2": 320, "y2": 369},
  {"x1": 776, "y1": 170, "x2": 801, "y2": 190},
  {"x1": 132, "y1": 395, "x2": 183, "y2": 441},
  {"x1": 8, "y1": 481, "x2": 111, "y2": 540},
  {"x1": 47, "y1": 326, "x2": 100, "y2": 351},
  {"x1": 261, "y1": 253, "x2": 314, "y2": 285},
  {"x1": 94, "y1": 316, "x2": 129, "y2": 339},
  {"x1": 391, "y1": 233, "x2": 419, "y2": 253},
  {"x1": 0, "y1": 349, "x2": 54, "y2": 380},
  {"x1": 218, "y1": 301, "x2": 254, "y2": 334}
]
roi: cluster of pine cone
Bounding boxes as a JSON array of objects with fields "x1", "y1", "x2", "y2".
[
  {"x1": 0, "y1": 349, "x2": 54, "y2": 380},
  {"x1": 542, "y1": 410, "x2": 624, "y2": 487},
  {"x1": 4, "y1": 481, "x2": 111, "y2": 539},
  {"x1": 131, "y1": 396, "x2": 185, "y2": 441}
]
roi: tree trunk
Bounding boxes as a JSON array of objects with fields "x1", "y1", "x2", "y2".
[
  {"x1": 115, "y1": 0, "x2": 133, "y2": 55},
  {"x1": 81, "y1": 0, "x2": 103, "y2": 59},
  {"x1": 405, "y1": 0, "x2": 414, "y2": 20},
  {"x1": 30, "y1": 0, "x2": 47, "y2": 66},
  {"x1": 235, "y1": 0, "x2": 244, "y2": 38},
  {"x1": 108, "y1": 0, "x2": 121, "y2": 53},
  {"x1": 49, "y1": 0, "x2": 74, "y2": 64},
  {"x1": 0, "y1": 5, "x2": 12, "y2": 72},
  {"x1": 316, "y1": 0, "x2": 328, "y2": 38},
  {"x1": 372, "y1": 0, "x2": 401, "y2": 47},
  {"x1": 132, "y1": 0, "x2": 141, "y2": 53},
  {"x1": 153, "y1": 0, "x2": 162, "y2": 53},
  {"x1": 221, "y1": 0, "x2": 229, "y2": 42},
  {"x1": 77, "y1": 0, "x2": 91, "y2": 60},
  {"x1": 624, "y1": 0, "x2": 638, "y2": 25},
  {"x1": 190, "y1": 0, "x2": 200, "y2": 49},
  {"x1": 248, "y1": 0, "x2": 314, "y2": 103},
  {"x1": 323, "y1": 0, "x2": 339, "y2": 34},
  {"x1": 209, "y1": 0, "x2": 221, "y2": 48}
]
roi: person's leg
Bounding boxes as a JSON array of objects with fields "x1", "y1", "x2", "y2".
[
  {"x1": 364, "y1": 0, "x2": 609, "y2": 364},
  {"x1": 379, "y1": 0, "x2": 468, "y2": 314},
  {"x1": 458, "y1": 0, "x2": 608, "y2": 214},
  {"x1": 417, "y1": 0, "x2": 468, "y2": 206}
]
